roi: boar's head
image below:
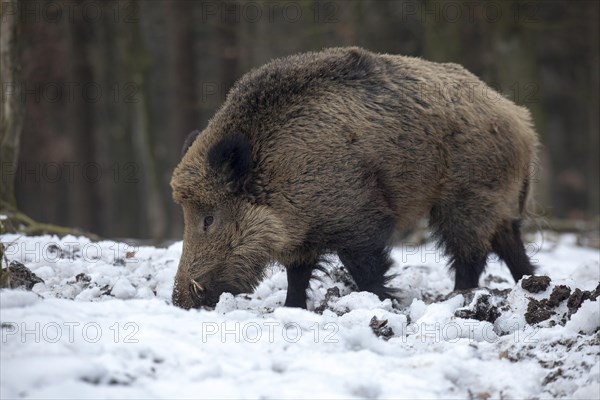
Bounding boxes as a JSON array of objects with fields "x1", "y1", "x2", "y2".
[{"x1": 170, "y1": 130, "x2": 290, "y2": 309}]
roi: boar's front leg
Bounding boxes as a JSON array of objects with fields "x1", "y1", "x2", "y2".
[{"x1": 284, "y1": 262, "x2": 315, "y2": 308}]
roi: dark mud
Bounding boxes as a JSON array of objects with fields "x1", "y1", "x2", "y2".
[{"x1": 521, "y1": 275, "x2": 551, "y2": 293}]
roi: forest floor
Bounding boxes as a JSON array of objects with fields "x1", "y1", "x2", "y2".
[{"x1": 1, "y1": 232, "x2": 599, "y2": 399}]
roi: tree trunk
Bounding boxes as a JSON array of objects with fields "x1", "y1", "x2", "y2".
[
  {"x1": 123, "y1": 1, "x2": 167, "y2": 242},
  {"x1": 0, "y1": 0, "x2": 24, "y2": 209},
  {"x1": 588, "y1": 1, "x2": 600, "y2": 218}
]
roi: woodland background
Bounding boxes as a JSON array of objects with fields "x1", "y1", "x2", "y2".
[{"x1": 1, "y1": 0, "x2": 598, "y2": 242}]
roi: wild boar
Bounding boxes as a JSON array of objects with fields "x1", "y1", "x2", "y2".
[{"x1": 171, "y1": 47, "x2": 538, "y2": 309}]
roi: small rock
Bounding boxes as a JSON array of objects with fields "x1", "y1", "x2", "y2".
[{"x1": 370, "y1": 316, "x2": 394, "y2": 340}]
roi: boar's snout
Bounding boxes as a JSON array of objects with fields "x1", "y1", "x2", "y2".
[
  {"x1": 172, "y1": 269, "x2": 244, "y2": 309},
  {"x1": 171, "y1": 278, "x2": 195, "y2": 309},
  {"x1": 172, "y1": 279, "x2": 216, "y2": 309}
]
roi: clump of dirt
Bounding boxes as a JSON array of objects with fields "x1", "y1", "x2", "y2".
[
  {"x1": 4, "y1": 261, "x2": 44, "y2": 290},
  {"x1": 75, "y1": 273, "x2": 91, "y2": 284},
  {"x1": 113, "y1": 258, "x2": 126, "y2": 267},
  {"x1": 328, "y1": 266, "x2": 358, "y2": 292},
  {"x1": 525, "y1": 283, "x2": 599, "y2": 325},
  {"x1": 467, "y1": 389, "x2": 492, "y2": 400},
  {"x1": 525, "y1": 298, "x2": 555, "y2": 324},
  {"x1": 100, "y1": 284, "x2": 112, "y2": 296},
  {"x1": 454, "y1": 293, "x2": 501, "y2": 323},
  {"x1": 314, "y1": 286, "x2": 341, "y2": 314},
  {"x1": 542, "y1": 368, "x2": 565, "y2": 385},
  {"x1": 594, "y1": 282, "x2": 600, "y2": 300},
  {"x1": 421, "y1": 292, "x2": 448, "y2": 305},
  {"x1": 69, "y1": 273, "x2": 92, "y2": 290},
  {"x1": 547, "y1": 285, "x2": 571, "y2": 308},
  {"x1": 443, "y1": 288, "x2": 510, "y2": 306},
  {"x1": 566, "y1": 287, "x2": 598, "y2": 314},
  {"x1": 369, "y1": 316, "x2": 394, "y2": 340},
  {"x1": 421, "y1": 291, "x2": 447, "y2": 304},
  {"x1": 521, "y1": 275, "x2": 551, "y2": 293},
  {"x1": 46, "y1": 244, "x2": 81, "y2": 260}
]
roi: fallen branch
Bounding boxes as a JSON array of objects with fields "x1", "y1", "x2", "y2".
[{"x1": 0, "y1": 200, "x2": 101, "y2": 241}]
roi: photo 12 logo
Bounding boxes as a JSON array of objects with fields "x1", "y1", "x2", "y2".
[
  {"x1": 199, "y1": 321, "x2": 339, "y2": 344},
  {"x1": 1, "y1": 321, "x2": 139, "y2": 344},
  {"x1": 198, "y1": 1, "x2": 340, "y2": 24},
  {"x1": 1, "y1": 240, "x2": 138, "y2": 264},
  {"x1": 1, "y1": 81, "x2": 140, "y2": 105},
  {"x1": 0, "y1": 1, "x2": 139, "y2": 24},
  {"x1": 2, "y1": 161, "x2": 140, "y2": 185},
  {"x1": 400, "y1": 321, "x2": 540, "y2": 344},
  {"x1": 399, "y1": 1, "x2": 541, "y2": 24}
]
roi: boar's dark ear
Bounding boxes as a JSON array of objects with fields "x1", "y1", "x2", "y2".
[
  {"x1": 181, "y1": 129, "x2": 201, "y2": 158},
  {"x1": 207, "y1": 132, "x2": 253, "y2": 193}
]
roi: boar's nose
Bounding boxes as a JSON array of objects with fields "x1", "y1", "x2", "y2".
[
  {"x1": 172, "y1": 280, "x2": 196, "y2": 309},
  {"x1": 189, "y1": 280, "x2": 205, "y2": 304}
]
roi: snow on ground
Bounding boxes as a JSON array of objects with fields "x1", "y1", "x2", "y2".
[{"x1": 0, "y1": 233, "x2": 598, "y2": 399}]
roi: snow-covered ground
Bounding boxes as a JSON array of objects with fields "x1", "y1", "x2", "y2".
[{"x1": 1, "y1": 232, "x2": 598, "y2": 399}]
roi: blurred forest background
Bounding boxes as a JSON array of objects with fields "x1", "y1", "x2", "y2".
[{"x1": 1, "y1": 0, "x2": 598, "y2": 241}]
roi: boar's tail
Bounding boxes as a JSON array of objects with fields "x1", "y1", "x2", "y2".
[
  {"x1": 518, "y1": 174, "x2": 530, "y2": 217},
  {"x1": 516, "y1": 164, "x2": 546, "y2": 235}
]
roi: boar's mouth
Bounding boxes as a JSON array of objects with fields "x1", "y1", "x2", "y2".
[{"x1": 188, "y1": 280, "x2": 245, "y2": 309}]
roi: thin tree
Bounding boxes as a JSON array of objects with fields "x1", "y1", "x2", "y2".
[{"x1": 0, "y1": 0, "x2": 24, "y2": 210}]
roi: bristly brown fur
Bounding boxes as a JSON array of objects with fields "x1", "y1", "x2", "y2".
[{"x1": 171, "y1": 47, "x2": 539, "y2": 309}]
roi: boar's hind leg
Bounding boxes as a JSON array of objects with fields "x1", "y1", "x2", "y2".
[
  {"x1": 284, "y1": 263, "x2": 315, "y2": 308},
  {"x1": 491, "y1": 219, "x2": 535, "y2": 282},
  {"x1": 338, "y1": 246, "x2": 397, "y2": 301},
  {"x1": 450, "y1": 253, "x2": 488, "y2": 291},
  {"x1": 430, "y1": 203, "x2": 493, "y2": 291}
]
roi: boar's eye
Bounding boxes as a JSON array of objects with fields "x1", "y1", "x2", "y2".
[{"x1": 203, "y1": 215, "x2": 214, "y2": 231}]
